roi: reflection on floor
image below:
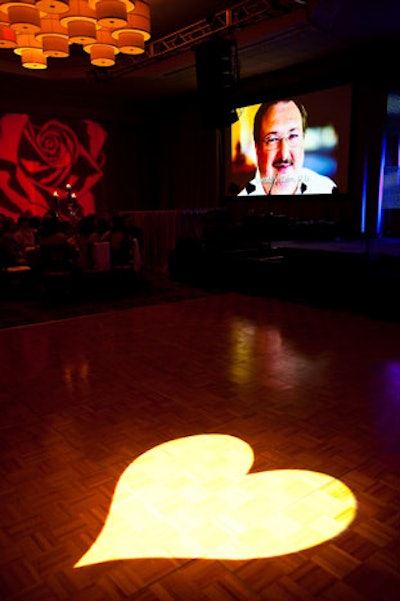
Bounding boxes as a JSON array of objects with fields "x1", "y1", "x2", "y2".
[{"x1": 0, "y1": 292, "x2": 399, "y2": 600}]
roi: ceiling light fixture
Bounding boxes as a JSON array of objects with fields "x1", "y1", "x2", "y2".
[{"x1": 0, "y1": 0, "x2": 151, "y2": 69}]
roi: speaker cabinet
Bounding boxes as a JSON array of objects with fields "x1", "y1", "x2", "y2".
[{"x1": 195, "y1": 36, "x2": 239, "y2": 128}]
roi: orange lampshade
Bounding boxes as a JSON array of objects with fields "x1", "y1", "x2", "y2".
[
  {"x1": 43, "y1": 34, "x2": 69, "y2": 57},
  {"x1": 36, "y1": 14, "x2": 68, "y2": 38},
  {"x1": 20, "y1": 46, "x2": 47, "y2": 68},
  {"x1": 88, "y1": 0, "x2": 135, "y2": 11},
  {"x1": 35, "y1": 0, "x2": 70, "y2": 14},
  {"x1": 0, "y1": 0, "x2": 37, "y2": 8},
  {"x1": 67, "y1": 19, "x2": 97, "y2": 44},
  {"x1": 13, "y1": 28, "x2": 47, "y2": 69},
  {"x1": 112, "y1": 0, "x2": 150, "y2": 42},
  {"x1": 96, "y1": 0, "x2": 127, "y2": 28},
  {"x1": 8, "y1": 5, "x2": 41, "y2": 34},
  {"x1": 0, "y1": 8, "x2": 9, "y2": 25},
  {"x1": 60, "y1": 0, "x2": 97, "y2": 25},
  {"x1": 87, "y1": 26, "x2": 121, "y2": 67},
  {"x1": 127, "y1": 0, "x2": 150, "y2": 40},
  {"x1": 0, "y1": 0, "x2": 151, "y2": 69},
  {"x1": 0, "y1": 23, "x2": 16, "y2": 47},
  {"x1": 90, "y1": 43, "x2": 115, "y2": 66},
  {"x1": 117, "y1": 30, "x2": 144, "y2": 54},
  {"x1": 120, "y1": 0, "x2": 135, "y2": 11},
  {"x1": 13, "y1": 32, "x2": 42, "y2": 54},
  {"x1": 60, "y1": 0, "x2": 98, "y2": 44},
  {"x1": 36, "y1": 14, "x2": 69, "y2": 56}
]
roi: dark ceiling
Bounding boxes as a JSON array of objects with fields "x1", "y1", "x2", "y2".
[{"x1": 1, "y1": 0, "x2": 399, "y2": 103}]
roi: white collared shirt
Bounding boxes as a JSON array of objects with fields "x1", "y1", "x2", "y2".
[{"x1": 238, "y1": 168, "x2": 337, "y2": 195}]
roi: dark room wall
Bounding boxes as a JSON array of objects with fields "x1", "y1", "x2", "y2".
[{"x1": 0, "y1": 38, "x2": 397, "y2": 235}]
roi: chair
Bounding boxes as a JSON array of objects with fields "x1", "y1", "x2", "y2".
[
  {"x1": 91, "y1": 241, "x2": 111, "y2": 272},
  {"x1": 78, "y1": 241, "x2": 111, "y2": 300},
  {"x1": 0, "y1": 242, "x2": 33, "y2": 298},
  {"x1": 38, "y1": 242, "x2": 77, "y2": 302}
]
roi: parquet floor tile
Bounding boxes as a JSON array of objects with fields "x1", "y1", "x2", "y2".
[{"x1": 0, "y1": 293, "x2": 399, "y2": 600}]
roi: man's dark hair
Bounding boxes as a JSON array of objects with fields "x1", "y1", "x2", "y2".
[{"x1": 253, "y1": 99, "x2": 308, "y2": 144}]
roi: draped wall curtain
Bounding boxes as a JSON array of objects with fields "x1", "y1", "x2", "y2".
[
  {"x1": 156, "y1": 104, "x2": 221, "y2": 210},
  {"x1": 0, "y1": 100, "x2": 223, "y2": 218},
  {"x1": 0, "y1": 113, "x2": 107, "y2": 219}
]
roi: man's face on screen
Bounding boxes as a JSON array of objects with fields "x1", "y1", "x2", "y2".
[{"x1": 255, "y1": 100, "x2": 305, "y2": 194}]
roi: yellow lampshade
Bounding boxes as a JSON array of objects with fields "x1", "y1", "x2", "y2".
[{"x1": 21, "y1": 46, "x2": 47, "y2": 68}]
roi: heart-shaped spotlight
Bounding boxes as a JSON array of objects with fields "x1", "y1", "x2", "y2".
[{"x1": 75, "y1": 434, "x2": 357, "y2": 566}]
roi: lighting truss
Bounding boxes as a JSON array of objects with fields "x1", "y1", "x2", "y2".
[{"x1": 113, "y1": 0, "x2": 299, "y2": 76}]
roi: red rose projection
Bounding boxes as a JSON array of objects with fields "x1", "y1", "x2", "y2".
[{"x1": 0, "y1": 114, "x2": 107, "y2": 219}]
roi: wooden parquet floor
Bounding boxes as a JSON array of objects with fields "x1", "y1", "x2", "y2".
[{"x1": 0, "y1": 292, "x2": 399, "y2": 601}]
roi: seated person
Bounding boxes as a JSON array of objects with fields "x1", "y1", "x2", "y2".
[
  {"x1": 37, "y1": 214, "x2": 78, "y2": 272},
  {"x1": 107, "y1": 214, "x2": 135, "y2": 267},
  {"x1": 13, "y1": 214, "x2": 36, "y2": 250},
  {"x1": 0, "y1": 213, "x2": 27, "y2": 266},
  {"x1": 75, "y1": 214, "x2": 101, "y2": 271}
]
